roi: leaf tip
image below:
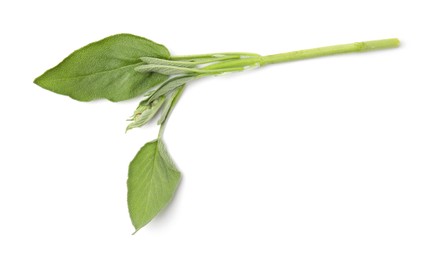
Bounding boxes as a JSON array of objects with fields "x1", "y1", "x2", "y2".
[
  {"x1": 33, "y1": 73, "x2": 46, "y2": 87},
  {"x1": 33, "y1": 76, "x2": 40, "y2": 85}
]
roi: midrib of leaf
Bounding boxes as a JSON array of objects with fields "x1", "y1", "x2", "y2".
[{"x1": 40, "y1": 62, "x2": 143, "y2": 82}]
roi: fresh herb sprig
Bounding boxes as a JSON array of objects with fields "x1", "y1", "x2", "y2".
[{"x1": 34, "y1": 34, "x2": 399, "y2": 233}]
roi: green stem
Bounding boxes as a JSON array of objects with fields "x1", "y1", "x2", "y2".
[
  {"x1": 203, "y1": 38, "x2": 400, "y2": 70},
  {"x1": 158, "y1": 119, "x2": 166, "y2": 139},
  {"x1": 158, "y1": 86, "x2": 186, "y2": 139}
]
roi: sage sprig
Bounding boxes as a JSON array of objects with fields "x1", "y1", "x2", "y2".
[{"x1": 34, "y1": 33, "x2": 400, "y2": 233}]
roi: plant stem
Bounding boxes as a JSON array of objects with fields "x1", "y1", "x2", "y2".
[
  {"x1": 158, "y1": 86, "x2": 186, "y2": 139},
  {"x1": 203, "y1": 38, "x2": 400, "y2": 70}
]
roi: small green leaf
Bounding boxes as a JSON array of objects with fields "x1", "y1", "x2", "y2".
[
  {"x1": 126, "y1": 96, "x2": 166, "y2": 131},
  {"x1": 34, "y1": 34, "x2": 170, "y2": 102},
  {"x1": 140, "y1": 57, "x2": 199, "y2": 68},
  {"x1": 170, "y1": 52, "x2": 260, "y2": 60},
  {"x1": 128, "y1": 139, "x2": 181, "y2": 233},
  {"x1": 135, "y1": 64, "x2": 201, "y2": 75},
  {"x1": 158, "y1": 86, "x2": 185, "y2": 125},
  {"x1": 136, "y1": 64, "x2": 246, "y2": 76},
  {"x1": 140, "y1": 55, "x2": 244, "y2": 68},
  {"x1": 148, "y1": 76, "x2": 196, "y2": 102}
]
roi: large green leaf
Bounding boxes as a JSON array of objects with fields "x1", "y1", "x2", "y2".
[
  {"x1": 34, "y1": 34, "x2": 170, "y2": 102},
  {"x1": 128, "y1": 139, "x2": 181, "y2": 232}
]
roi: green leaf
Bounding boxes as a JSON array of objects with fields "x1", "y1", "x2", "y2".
[
  {"x1": 128, "y1": 139, "x2": 181, "y2": 233},
  {"x1": 158, "y1": 86, "x2": 186, "y2": 125},
  {"x1": 135, "y1": 64, "x2": 202, "y2": 75},
  {"x1": 140, "y1": 55, "x2": 244, "y2": 68},
  {"x1": 34, "y1": 34, "x2": 170, "y2": 102},
  {"x1": 140, "y1": 57, "x2": 199, "y2": 68},
  {"x1": 126, "y1": 96, "x2": 166, "y2": 131},
  {"x1": 148, "y1": 76, "x2": 196, "y2": 102},
  {"x1": 135, "y1": 64, "x2": 246, "y2": 76}
]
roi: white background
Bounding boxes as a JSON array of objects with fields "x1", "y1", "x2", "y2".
[{"x1": 1, "y1": 0, "x2": 436, "y2": 259}]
